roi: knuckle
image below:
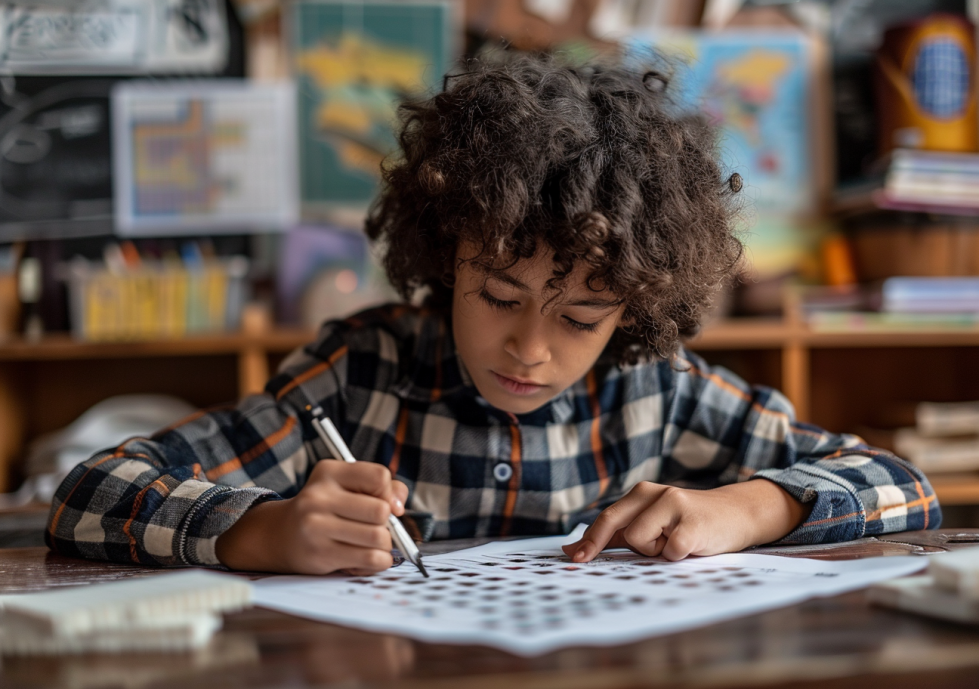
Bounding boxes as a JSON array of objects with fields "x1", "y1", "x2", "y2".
[
  {"x1": 370, "y1": 499, "x2": 391, "y2": 524},
  {"x1": 669, "y1": 533, "x2": 693, "y2": 555},
  {"x1": 365, "y1": 549, "x2": 393, "y2": 571},
  {"x1": 630, "y1": 482, "x2": 653, "y2": 497},
  {"x1": 311, "y1": 459, "x2": 337, "y2": 479},
  {"x1": 596, "y1": 505, "x2": 618, "y2": 523},
  {"x1": 622, "y1": 521, "x2": 641, "y2": 542},
  {"x1": 373, "y1": 526, "x2": 392, "y2": 549},
  {"x1": 367, "y1": 463, "x2": 391, "y2": 488}
]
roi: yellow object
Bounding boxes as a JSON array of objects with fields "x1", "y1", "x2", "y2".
[
  {"x1": 876, "y1": 14, "x2": 977, "y2": 153},
  {"x1": 73, "y1": 260, "x2": 244, "y2": 341}
]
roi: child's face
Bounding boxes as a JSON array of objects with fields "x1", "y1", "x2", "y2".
[{"x1": 452, "y1": 241, "x2": 627, "y2": 414}]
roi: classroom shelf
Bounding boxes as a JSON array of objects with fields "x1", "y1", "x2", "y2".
[
  {"x1": 927, "y1": 475, "x2": 979, "y2": 506},
  {"x1": 0, "y1": 329, "x2": 315, "y2": 361}
]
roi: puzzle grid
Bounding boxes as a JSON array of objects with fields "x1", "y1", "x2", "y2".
[{"x1": 334, "y1": 548, "x2": 833, "y2": 638}]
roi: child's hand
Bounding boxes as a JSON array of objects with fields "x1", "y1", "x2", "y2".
[
  {"x1": 561, "y1": 480, "x2": 811, "y2": 563},
  {"x1": 216, "y1": 461, "x2": 409, "y2": 574}
]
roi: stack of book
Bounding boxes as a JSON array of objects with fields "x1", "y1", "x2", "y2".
[
  {"x1": 881, "y1": 277, "x2": 979, "y2": 314},
  {"x1": 894, "y1": 401, "x2": 979, "y2": 473},
  {"x1": 880, "y1": 149, "x2": 979, "y2": 213},
  {"x1": 802, "y1": 280, "x2": 979, "y2": 331}
]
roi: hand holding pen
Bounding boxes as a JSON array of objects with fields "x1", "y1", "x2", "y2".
[
  {"x1": 214, "y1": 420, "x2": 412, "y2": 577},
  {"x1": 305, "y1": 404, "x2": 429, "y2": 578}
]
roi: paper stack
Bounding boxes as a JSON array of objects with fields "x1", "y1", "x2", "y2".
[
  {"x1": 870, "y1": 548, "x2": 979, "y2": 623},
  {"x1": 0, "y1": 570, "x2": 252, "y2": 655}
]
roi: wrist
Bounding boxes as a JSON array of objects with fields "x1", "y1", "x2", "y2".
[
  {"x1": 215, "y1": 499, "x2": 283, "y2": 572},
  {"x1": 716, "y1": 479, "x2": 811, "y2": 548}
]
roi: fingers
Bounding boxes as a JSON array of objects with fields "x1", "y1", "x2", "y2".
[
  {"x1": 659, "y1": 525, "x2": 698, "y2": 561},
  {"x1": 309, "y1": 460, "x2": 405, "y2": 513},
  {"x1": 322, "y1": 461, "x2": 394, "y2": 497},
  {"x1": 332, "y1": 491, "x2": 392, "y2": 525},
  {"x1": 565, "y1": 483, "x2": 671, "y2": 562},
  {"x1": 322, "y1": 540, "x2": 394, "y2": 574},
  {"x1": 620, "y1": 489, "x2": 685, "y2": 555},
  {"x1": 325, "y1": 514, "x2": 392, "y2": 551}
]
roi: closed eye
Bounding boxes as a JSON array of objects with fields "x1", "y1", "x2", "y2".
[
  {"x1": 563, "y1": 316, "x2": 600, "y2": 333},
  {"x1": 479, "y1": 289, "x2": 517, "y2": 310},
  {"x1": 481, "y1": 287, "x2": 603, "y2": 333}
]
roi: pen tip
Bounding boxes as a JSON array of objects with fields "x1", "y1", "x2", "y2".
[{"x1": 418, "y1": 558, "x2": 430, "y2": 579}]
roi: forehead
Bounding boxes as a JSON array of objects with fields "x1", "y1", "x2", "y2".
[{"x1": 458, "y1": 241, "x2": 616, "y2": 301}]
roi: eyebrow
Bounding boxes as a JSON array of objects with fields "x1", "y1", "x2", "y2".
[{"x1": 486, "y1": 271, "x2": 620, "y2": 309}]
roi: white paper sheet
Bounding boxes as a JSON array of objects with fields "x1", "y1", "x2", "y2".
[{"x1": 253, "y1": 527, "x2": 926, "y2": 656}]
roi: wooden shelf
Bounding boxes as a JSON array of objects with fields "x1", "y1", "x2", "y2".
[
  {"x1": 686, "y1": 318, "x2": 792, "y2": 349},
  {"x1": 8, "y1": 318, "x2": 979, "y2": 361},
  {"x1": 928, "y1": 475, "x2": 979, "y2": 506},
  {"x1": 691, "y1": 319, "x2": 979, "y2": 350},
  {"x1": 0, "y1": 329, "x2": 316, "y2": 361}
]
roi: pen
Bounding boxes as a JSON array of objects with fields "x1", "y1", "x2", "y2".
[{"x1": 304, "y1": 403, "x2": 429, "y2": 578}]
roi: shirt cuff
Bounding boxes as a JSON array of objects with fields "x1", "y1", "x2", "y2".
[
  {"x1": 165, "y1": 482, "x2": 281, "y2": 566},
  {"x1": 751, "y1": 463, "x2": 867, "y2": 545}
]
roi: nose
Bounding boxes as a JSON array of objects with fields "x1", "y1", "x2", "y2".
[{"x1": 503, "y1": 314, "x2": 551, "y2": 367}]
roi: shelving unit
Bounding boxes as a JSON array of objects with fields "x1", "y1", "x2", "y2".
[
  {"x1": 2, "y1": 312, "x2": 978, "y2": 506},
  {"x1": 0, "y1": 326, "x2": 313, "y2": 493},
  {"x1": 688, "y1": 312, "x2": 979, "y2": 508}
]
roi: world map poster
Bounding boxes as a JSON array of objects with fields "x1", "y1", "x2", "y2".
[
  {"x1": 290, "y1": 1, "x2": 456, "y2": 210},
  {"x1": 627, "y1": 32, "x2": 820, "y2": 276}
]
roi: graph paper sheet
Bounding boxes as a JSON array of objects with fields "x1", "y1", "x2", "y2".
[{"x1": 253, "y1": 528, "x2": 925, "y2": 656}]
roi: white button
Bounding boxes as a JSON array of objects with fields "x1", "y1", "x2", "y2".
[{"x1": 493, "y1": 463, "x2": 513, "y2": 482}]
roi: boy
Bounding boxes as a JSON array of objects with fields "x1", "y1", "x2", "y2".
[{"x1": 46, "y1": 54, "x2": 939, "y2": 573}]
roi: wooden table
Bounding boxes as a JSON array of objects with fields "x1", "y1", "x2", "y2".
[{"x1": 2, "y1": 531, "x2": 979, "y2": 689}]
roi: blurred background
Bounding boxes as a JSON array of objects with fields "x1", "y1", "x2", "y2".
[{"x1": 1, "y1": 0, "x2": 979, "y2": 536}]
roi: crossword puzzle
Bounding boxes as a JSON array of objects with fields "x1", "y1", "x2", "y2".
[{"x1": 253, "y1": 531, "x2": 926, "y2": 655}]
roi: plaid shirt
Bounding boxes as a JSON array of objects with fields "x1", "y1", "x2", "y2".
[{"x1": 46, "y1": 304, "x2": 941, "y2": 567}]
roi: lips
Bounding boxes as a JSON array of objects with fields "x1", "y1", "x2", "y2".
[{"x1": 492, "y1": 371, "x2": 545, "y2": 396}]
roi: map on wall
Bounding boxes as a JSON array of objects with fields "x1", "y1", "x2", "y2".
[
  {"x1": 290, "y1": 1, "x2": 456, "y2": 210},
  {"x1": 112, "y1": 80, "x2": 299, "y2": 236},
  {"x1": 629, "y1": 31, "x2": 814, "y2": 215},
  {"x1": 627, "y1": 32, "x2": 818, "y2": 276}
]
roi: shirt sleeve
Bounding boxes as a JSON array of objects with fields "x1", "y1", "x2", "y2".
[
  {"x1": 661, "y1": 349, "x2": 941, "y2": 544},
  {"x1": 45, "y1": 335, "x2": 350, "y2": 567}
]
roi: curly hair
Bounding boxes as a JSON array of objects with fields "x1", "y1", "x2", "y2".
[{"x1": 365, "y1": 52, "x2": 744, "y2": 363}]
